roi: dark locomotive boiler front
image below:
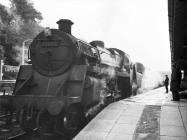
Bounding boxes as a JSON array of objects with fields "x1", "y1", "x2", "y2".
[{"x1": 30, "y1": 20, "x2": 76, "y2": 76}]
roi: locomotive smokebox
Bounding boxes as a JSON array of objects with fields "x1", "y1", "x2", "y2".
[{"x1": 57, "y1": 19, "x2": 74, "y2": 34}]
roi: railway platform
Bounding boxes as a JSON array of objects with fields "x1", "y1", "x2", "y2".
[{"x1": 74, "y1": 87, "x2": 187, "y2": 140}]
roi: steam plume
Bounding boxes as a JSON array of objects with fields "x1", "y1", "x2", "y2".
[{"x1": 138, "y1": 68, "x2": 164, "y2": 93}]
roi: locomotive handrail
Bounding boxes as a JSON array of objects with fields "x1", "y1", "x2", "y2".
[{"x1": 77, "y1": 40, "x2": 94, "y2": 48}]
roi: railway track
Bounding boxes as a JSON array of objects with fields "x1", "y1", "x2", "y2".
[
  {"x1": 0, "y1": 98, "x2": 121, "y2": 140},
  {"x1": 0, "y1": 112, "x2": 25, "y2": 140},
  {"x1": 0, "y1": 113, "x2": 72, "y2": 140}
]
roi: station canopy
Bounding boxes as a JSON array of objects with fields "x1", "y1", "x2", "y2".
[{"x1": 168, "y1": 0, "x2": 187, "y2": 69}]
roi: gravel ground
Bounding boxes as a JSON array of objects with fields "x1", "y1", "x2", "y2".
[{"x1": 135, "y1": 105, "x2": 161, "y2": 134}]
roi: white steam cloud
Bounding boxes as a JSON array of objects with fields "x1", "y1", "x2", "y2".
[{"x1": 139, "y1": 68, "x2": 164, "y2": 93}]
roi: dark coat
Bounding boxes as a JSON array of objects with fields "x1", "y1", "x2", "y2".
[{"x1": 164, "y1": 77, "x2": 169, "y2": 86}]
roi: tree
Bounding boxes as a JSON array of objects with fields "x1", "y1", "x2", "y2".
[
  {"x1": 0, "y1": 4, "x2": 13, "y2": 25},
  {"x1": 0, "y1": 0, "x2": 43, "y2": 65},
  {"x1": 10, "y1": 0, "x2": 43, "y2": 23},
  {"x1": 0, "y1": 45, "x2": 5, "y2": 60}
]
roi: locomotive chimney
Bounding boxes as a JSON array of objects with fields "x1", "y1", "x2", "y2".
[{"x1": 56, "y1": 19, "x2": 74, "y2": 34}]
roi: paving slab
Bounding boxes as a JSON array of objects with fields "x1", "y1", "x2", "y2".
[
  {"x1": 160, "y1": 111, "x2": 183, "y2": 126},
  {"x1": 109, "y1": 123, "x2": 136, "y2": 135},
  {"x1": 73, "y1": 131, "x2": 108, "y2": 140},
  {"x1": 180, "y1": 109, "x2": 187, "y2": 123},
  {"x1": 94, "y1": 109, "x2": 122, "y2": 121},
  {"x1": 116, "y1": 115, "x2": 140, "y2": 125},
  {"x1": 83, "y1": 120, "x2": 115, "y2": 132},
  {"x1": 160, "y1": 110, "x2": 181, "y2": 118},
  {"x1": 160, "y1": 117, "x2": 183, "y2": 126},
  {"x1": 161, "y1": 106, "x2": 180, "y2": 112},
  {"x1": 160, "y1": 125, "x2": 187, "y2": 137},
  {"x1": 105, "y1": 102, "x2": 128, "y2": 110},
  {"x1": 121, "y1": 108, "x2": 143, "y2": 117},
  {"x1": 105, "y1": 133, "x2": 133, "y2": 140},
  {"x1": 160, "y1": 136, "x2": 187, "y2": 140}
]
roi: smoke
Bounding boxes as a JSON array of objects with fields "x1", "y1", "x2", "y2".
[
  {"x1": 100, "y1": 66, "x2": 165, "y2": 96},
  {"x1": 90, "y1": 67, "x2": 117, "y2": 107},
  {"x1": 13, "y1": 45, "x2": 22, "y2": 65},
  {"x1": 9, "y1": 15, "x2": 23, "y2": 33},
  {"x1": 138, "y1": 68, "x2": 164, "y2": 93},
  {"x1": 0, "y1": 17, "x2": 4, "y2": 28},
  {"x1": 101, "y1": 66, "x2": 116, "y2": 79}
]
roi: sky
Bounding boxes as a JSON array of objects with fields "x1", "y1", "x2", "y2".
[{"x1": 1, "y1": 0, "x2": 171, "y2": 71}]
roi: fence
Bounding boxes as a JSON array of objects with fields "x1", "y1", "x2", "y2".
[
  {"x1": 0, "y1": 60, "x2": 19, "y2": 94},
  {"x1": 0, "y1": 60, "x2": 19, "y2": 80}
]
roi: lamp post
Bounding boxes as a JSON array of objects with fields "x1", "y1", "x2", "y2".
[{"x1": 22, "y1": 39, "x2": 32, "y2": 65}]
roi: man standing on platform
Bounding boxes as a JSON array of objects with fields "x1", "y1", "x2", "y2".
[{"x1": 164, "y1": 75, "x2": 169, "y2": 93}]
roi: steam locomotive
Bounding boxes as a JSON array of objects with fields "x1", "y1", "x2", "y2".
[{"x1": 1, "y1": 19, "x2": 144, "y2": 136}]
